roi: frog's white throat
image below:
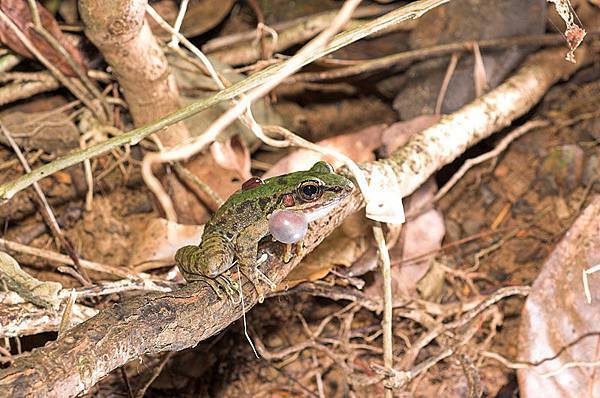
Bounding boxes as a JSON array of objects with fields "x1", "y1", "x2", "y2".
[{"x1": 302, "y1": 201, "x2": 339, "y2": 223}]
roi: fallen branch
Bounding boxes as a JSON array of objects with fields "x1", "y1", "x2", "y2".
[
  {"x1": 0, "y1": 45, "x2": 584, "y2": 397},
  {"x1": 0, "y1": 71, "x2": 59, "y2": 106},
  {"x1": 0, "y1": 291, "x2": 97, "y2": 338},
  {"x1": 0, "y1": 238, "x2": 139, "y2": 280}
]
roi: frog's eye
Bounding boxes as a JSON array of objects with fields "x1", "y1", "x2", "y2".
[{"x1": 298, "y1": 180, "x2": 322, "y2": 201}]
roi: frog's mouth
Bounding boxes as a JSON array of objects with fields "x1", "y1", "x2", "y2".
[{"x1": 301, "y1": 201, "x2": 339, "y2": 222}]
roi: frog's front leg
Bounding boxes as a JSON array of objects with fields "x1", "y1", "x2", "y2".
[
  {"x1": 175, "y1": 245, "x2": 239, "y2": 302},
  {"x1": 235, "y1": 222, "x2": 276, "y2": 302}
]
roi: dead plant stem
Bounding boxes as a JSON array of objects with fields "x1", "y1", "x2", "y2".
[{"x1": 372, "y1": 222, "x2": 394, "y2": 398}]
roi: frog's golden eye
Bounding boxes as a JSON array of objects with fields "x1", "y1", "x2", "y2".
[{"x1": 298, "y1": 180, "x2": 322, "y2": 201}]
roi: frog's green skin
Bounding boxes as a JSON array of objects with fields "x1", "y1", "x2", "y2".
[{"x1": 175, "y1": 161, "x2": 354, "y2": 299}]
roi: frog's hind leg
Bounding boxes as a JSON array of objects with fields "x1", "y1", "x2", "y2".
[{"x1": 175, "y1": 245, "x2": 239, "y2": 302}]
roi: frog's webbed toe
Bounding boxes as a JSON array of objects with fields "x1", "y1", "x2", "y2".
[
  {"x1": 238, "y1": 266, "x2": 276, "y2": 303},
  {"x1": 184, "y1": 273, "x2": 240, "y2": 302}
]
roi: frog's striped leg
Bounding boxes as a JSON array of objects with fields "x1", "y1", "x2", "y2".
[
  {"x1": 235, "y1": 222, "x2": 275, "y2": 303},
  {"x1": 175, "y1": 245, "x2": 240, "y2": 302}
]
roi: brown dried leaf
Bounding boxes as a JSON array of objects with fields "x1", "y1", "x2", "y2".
[
  {"x1": 128, "y1": 218, "x2": 204, "y2": 269},
  {"x1": 0, "y1": 110, "x2": 79, "y2": 154},
  {"x1": 547, "y1": 0, "x2": 587, "y2": 62},
  {"x1": 150, "y1": 0, "x2": 235, "y2": 39},
  {"x1": 517, "y1": 195, "x2": 600, "y2": 397},
  {"x1": 0, "y1": 0, "x2": 86, "y2": 76},
  {"x1": 264, "y1": 124, "x2": 387, "y2": 177},
  {"x1": 182, "y1": 153, "x2": 242, "y2": 216},
  {"x1": 210, "y1": 134, "x2": 251, "y2": 180}
]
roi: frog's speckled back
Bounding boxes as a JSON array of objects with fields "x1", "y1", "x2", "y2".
[{"x1": 176, "y1": 161, "x2": 354, "y2": 281}]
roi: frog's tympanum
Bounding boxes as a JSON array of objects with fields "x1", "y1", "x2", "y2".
[{"x1": 175, "y1": 161, "x2": 354, "y2": 301}]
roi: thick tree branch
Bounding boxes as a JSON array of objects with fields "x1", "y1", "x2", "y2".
[{"x1": 0, "y1": 46, "x2": 585, "y2": 397}]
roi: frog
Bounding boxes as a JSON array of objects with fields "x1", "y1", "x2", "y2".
[{"x1": 175, "y1": 161, "x2": 354, "y2": 301}]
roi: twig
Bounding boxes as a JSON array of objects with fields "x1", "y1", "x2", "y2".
[
  {"x1": 58, "y1": 289, "x2": 76, "y2": 338},
  {"x1": 372, "y1": 223, "x2": 394, "y2": 398},
  {"x1": 120, "y1": 368, "x2": 134, "y2": 398},
  {"x1": 311, "y1": 352, "x2": 326, "y2": 398},
  {"x1": 371, "y1": 348, "x2": 453, "y2": 389},
  {"x1": 435, "y1": 52, "x2": 459, "y2": 115},
  {"x1": 481, "y1": 350, "x2": 600, "y2": 378},
  {"x1": 273, "y1": 282, "x2": 382, "y2": 312},
  {"x1": 27, "y1": 1, "x2": 110, "y2": 122},
  {"x1": 434, "y1": 119, "x2": 550, "y2": 202},
  {"x1": 288, "y1": 32, "x2": 599, "y2": 83},
  {"x1": 0, "y1": 0, "x2": 454, "y2": 203},
  {"x1": 0, "y1": 72, "x2": 60, "y2": 106},
  {"x1": 25, "y1": 0, "x2": 41, "y2": 28},
  {"x1": 168, "y1": 0, "x2": 189, "y2": 47},
  {"x1": 457, "y1": 353, "x2": 483, "y2": 398},
  {"x1": 205, "y1": 5, "x2": 396, "y2": 65},
  {"x1": 0, "y1": 53, "x2": 21, "y2": 72},
  {"x1": 0, "y1": 237, "x2": 139, "y2": 280},
  {"x1": 0, "y1": 296, "x2": 98, "y2": 338},
  {"x1": 202, "y1": 4, "x2": 394, "y2": 53},
  {"x1": 0, "y1": 345, "x2": 13, "y2": 365},
  {"x1": 134, "y1": 352, "x2": 173, "y2": 398},
  {"x1": 583, "y1": 263, "x2": 600, "y2": 303},
  {"x1": 399, "y1": 286, "x2": 530, "y2": 368}
]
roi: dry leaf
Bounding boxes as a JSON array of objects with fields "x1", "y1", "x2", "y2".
[
  {"x1": 0, "y1": 251, "x2": 62, "y2": 309},
  {"x1": 547, "y1": 0, "x2": 587, "y2": 62},
  {"x1": 128, "y1": 218, "x2": 204, "y2": 270},
  {"x1": 517, "y1": 195, "x2": 600, "y2": 397},
  {"x1": 416, "y1": 259, "x2": 446, "y2": 301},
  {"x1": 210, "y1": 134, "x2": 251, "y2": 180},
  {"x1": 0, "y1": 0, "x2": 86, "y2": 76},
  {"x1": 150, "y1": 0, "x2": 235, "y2": 39},
  {"x1": 182, "y1": 153, "x2": 243, "y2": 216},
  {"x1": 264, "y1": 124, "x2": 387, "y2": 177},
  {"x1": 0, "y1": 110, "x2": 79, "y2": 154}
]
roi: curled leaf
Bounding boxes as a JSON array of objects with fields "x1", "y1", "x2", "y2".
[{"x1": 0, "y1": 0, "x2": 87, "y2": 76}]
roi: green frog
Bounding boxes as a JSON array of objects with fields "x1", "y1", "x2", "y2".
[{"x1": 175, "y1": 161, "x2": 354, "y2": 301}]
